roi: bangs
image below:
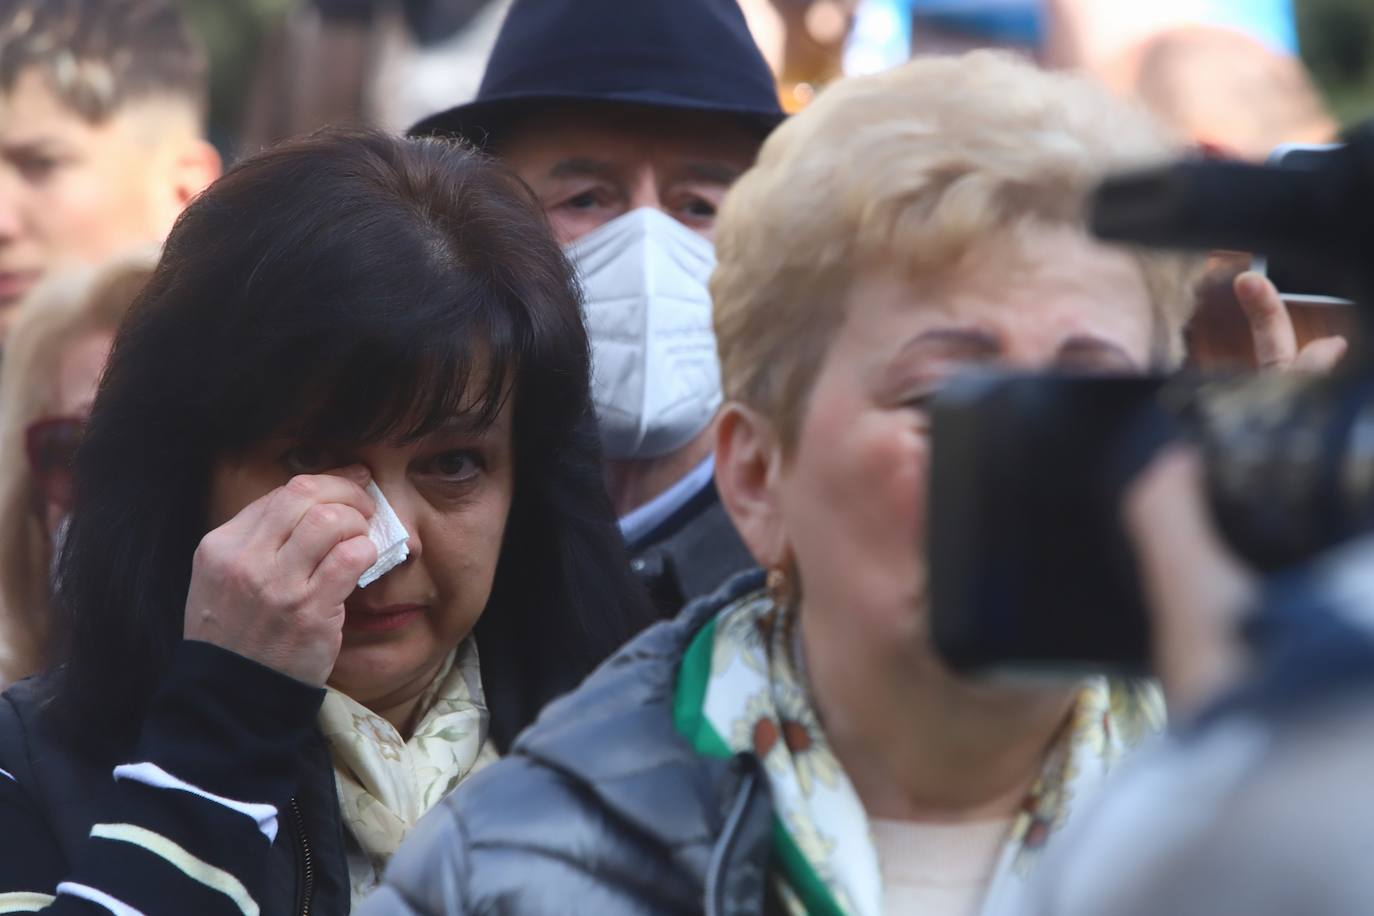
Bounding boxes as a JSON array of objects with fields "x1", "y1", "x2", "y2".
[
  {"x1": 209, "y1": 261, "x2": 525, "y2": 455},
  {"x1": 279, "y1": 320, "x2": 515, "y2": 447}
]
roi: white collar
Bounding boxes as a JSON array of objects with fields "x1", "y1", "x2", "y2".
[{"x1": 618, "y1": 454, "x2": 717, "y2": 547}]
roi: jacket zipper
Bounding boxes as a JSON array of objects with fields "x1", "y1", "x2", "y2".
[
  {"x1": 289, "y1": 796, "x2": 315, "y2": 916},
  {"x1": 706, "y1": 762, "x2": 761, "y2": 916}
]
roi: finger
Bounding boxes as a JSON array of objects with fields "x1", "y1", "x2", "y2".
[
  {"x1": 309, "y1": 534, "x2": 378, "y2": 602},
  {"x1": 327, "y1": 464, "x2": 374, "y2": 493},
  {"x1": 1292, "y1": 335, "x2": 1348, "y2": 374},
  {"x1": 1235, "y1": 271, "x2": 1297, "y2": 370},
  {"x1": 255, "y1": 470, "x2": 376, "y2": 547},
  {"x1": 277, "y1": 503, "x2": 371, "y2": 582},
  {"x1": 1235, "y1": 271, "x2": 1296, "y2": 370}
]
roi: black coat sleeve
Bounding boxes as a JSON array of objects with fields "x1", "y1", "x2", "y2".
[{"x1": 0, "y1": 640, "x2": 324, "y2": 914}]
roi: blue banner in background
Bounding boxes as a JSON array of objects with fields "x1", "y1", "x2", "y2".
[
  {"x1": 844, "y1": 0, "x2": 1297, "y2": 68},
  {"x1": 1201, "y1": 0, "x2": 1297, "y2": 53},
  {"x1": 909, "y1": 0, "x2": 1042, "y2": 46}
]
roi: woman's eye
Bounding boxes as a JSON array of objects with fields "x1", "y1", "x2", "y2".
[
  {"x1": 280, "y1": 444, "x2": 339, "y2": 474},
  {"x1": 428, "y1": 450, "x2": 483, "y2": 481}
]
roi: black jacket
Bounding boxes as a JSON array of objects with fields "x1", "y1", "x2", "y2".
[
  {"x1": 0, "y1": 642, "x2": 351, "y2": 915},
  {"x1": 627, "y1": 480, "x2": 757, "y2": 620},
  {"x1": 357, "y1": 571, "x2": 783, "y2": 916}
]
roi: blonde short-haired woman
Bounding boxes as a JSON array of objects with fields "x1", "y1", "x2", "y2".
[
  {"x1": 361, "y1": 51, "x2": 1326, "y2": 916},
  {"x1": 0, "y1": 253, "x2": 154, "y2": 687}
]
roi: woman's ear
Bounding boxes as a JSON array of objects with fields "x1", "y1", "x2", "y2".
[{"x1": 714, "y1": 401, "x2": 788, "y2": 568}]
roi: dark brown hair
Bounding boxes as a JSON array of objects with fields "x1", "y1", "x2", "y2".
[{"x1": 53, "y1": 128, "x2": 651, "y2": 748}]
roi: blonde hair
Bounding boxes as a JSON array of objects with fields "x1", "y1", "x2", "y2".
[
  {"x1": 0, "y1": 252, "x2": 154, "y2": 685},
  {"x1": 712, "y1": 50, "x2": 1203, "y2": 449}
]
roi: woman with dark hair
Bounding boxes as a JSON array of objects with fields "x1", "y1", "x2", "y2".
[{"x1": 0, "y1": 128, "x2": 650, "y2": 914}]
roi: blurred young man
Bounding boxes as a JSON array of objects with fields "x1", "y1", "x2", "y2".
[
  {"x1": 0, "y1": 0, "x2": 220, "y2": 340},
  {"x1": 413, "y1": 0, "x2": 784, "y2": 617}
]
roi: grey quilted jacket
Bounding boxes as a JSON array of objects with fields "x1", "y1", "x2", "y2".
[{"x1": 356, "y1": 571, "x2": 785, "y2": 915}]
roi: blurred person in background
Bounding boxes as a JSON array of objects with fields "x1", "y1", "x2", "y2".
[
  {"x1": 0, "y1": 129, "x2": 649, "y2": 913},
  {"x1": 239, "y1": 0, "x2": 515, "y2": 148},
  {"x1": 0, "y1": 0, "x2": 220, "y2": 342},
  {"x1": 1022, "y1": 436, "x2": 1374, "y2": 915},
  {"x1": 0, "y1": 252, "x2": 153, "y2": 688},
  {"x1": 1044, "y1": 0, "x2": 1354, "y2": 372},
  {"x1": 361, "y1": 52, "x2": 1219, "y2": 916},
  {"x1": 413, "y1": 0, "x2": 787, "y2": 617}
]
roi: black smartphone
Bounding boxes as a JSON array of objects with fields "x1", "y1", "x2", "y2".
[{"x1": 1253, "y1": 144, "x2": 1356, "y2": 306}]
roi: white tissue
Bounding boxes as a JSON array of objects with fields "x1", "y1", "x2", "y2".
[{"x1": 358, "y1": 481, "x2": 410, "y2": 588}]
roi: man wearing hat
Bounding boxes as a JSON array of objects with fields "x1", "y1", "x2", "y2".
[{"x1": 413, "y1": 0, "x2": 784, "y2": 618}]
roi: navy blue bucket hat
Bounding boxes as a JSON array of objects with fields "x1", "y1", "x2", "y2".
[{"x1": 410, "y1": 0, "x2": 785, "y2": 145}]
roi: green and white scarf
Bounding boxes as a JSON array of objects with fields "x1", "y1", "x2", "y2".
[{"x1": 673, "y1": 589, "x2": 1163, "y2": 916}]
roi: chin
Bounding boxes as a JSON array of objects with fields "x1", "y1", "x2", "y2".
[{"x1": 329, "y1": 637, "x2": 431, "y2": 702}]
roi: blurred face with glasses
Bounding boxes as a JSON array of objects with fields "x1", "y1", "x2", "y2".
[{"x1": 26, "y1": 329, "x2": 111, "y2": 540}]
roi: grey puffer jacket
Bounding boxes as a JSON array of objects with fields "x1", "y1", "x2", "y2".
[{"x1": 357, "y1": 571, "x2": 785, "y2": 915}]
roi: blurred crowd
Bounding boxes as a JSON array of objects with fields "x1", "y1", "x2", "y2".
[{"x1": 0, "y1": 0, "x2": 1369, "y2": 914}]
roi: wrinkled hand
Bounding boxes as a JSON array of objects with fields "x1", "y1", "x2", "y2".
[
  {"x1": 1122, "y1": 447, "x2": 1256, "y2": 715},
  {"x1": 184, "y1": 467, "x2": 378, "y2": 686},
  {"x1": 1235, "y1": 270, "x2": 1347, "y2": 372}
]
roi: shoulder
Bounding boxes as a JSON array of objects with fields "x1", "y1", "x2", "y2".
[
  {"x1": 0, "y1": 671, "x2": 94, "y2": 785},
  {"x1": 366, "y1": 574, "x2": 768, "y2": 915},
  {"x1": 367, "y1": 757, "x2": 699, "y2": 915}
]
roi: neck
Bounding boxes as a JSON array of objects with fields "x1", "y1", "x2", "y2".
[
  {"x1": 604, "y1": 423, "x2": 716, "y2": 517},
  {"x1": 799, "y1": 605, "x2": 1078, "y2": 822},
  {"x1": 351, "y1": 654, "x2": 448, "y2": 741}
]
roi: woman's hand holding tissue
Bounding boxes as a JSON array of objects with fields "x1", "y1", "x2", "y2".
[{"x1": 183, "y1": 466, "x2": 378, "y2": 686}]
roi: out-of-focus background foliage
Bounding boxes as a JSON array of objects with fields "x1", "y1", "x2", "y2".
[
  {"x1": 1298, "y1": 0, "x2": 1374, "y2": 125},
  {"x1": 180, "y1": 0, "x2": 294, "y2": 149}
]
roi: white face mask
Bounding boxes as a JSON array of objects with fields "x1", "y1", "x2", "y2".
[{"x1": 565, "y1": 208, "x2": 722, "y2": 460}]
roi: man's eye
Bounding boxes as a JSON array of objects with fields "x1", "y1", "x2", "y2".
[
  {"x1": 280, "y1": 444, "x2": 340, "y2": 474},
  {"x1": 562, "y1": 191, "x2": 601, "y2": 210},
  {"x1": 680, "y1": 198, "x2": 717, "y2": 219},
  {"x1": 15, "y1": 154, "x2": 61, "y2": 183}
]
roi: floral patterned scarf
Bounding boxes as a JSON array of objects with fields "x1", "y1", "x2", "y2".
[
  {"x1": 673, "y1": 589, "x2": 1163, "y2": 916},
  {"x1": 318, "y1": 639, "x2": 499, "y2": 904}
]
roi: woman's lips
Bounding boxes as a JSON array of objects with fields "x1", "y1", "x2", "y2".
[
  {"x1": 0, "y1": 271, "x2": 39, "y2": 305},
  {"x1": 343, "y1": 603, "x2": 424, "y2": 633}
]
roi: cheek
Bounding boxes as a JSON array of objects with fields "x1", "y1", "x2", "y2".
[
  {"x1": 425, "y1": 485, "x2": 513, "y2": 630},
  {"x1": 41, "y1": 164, "x2": 153, "y2": 259},
  {"x1": 783, "y1": 391, "x2": 927, "y2": 591},
  {"x1": 548, "y1": 209, "x2": 612, "y2": 247}
]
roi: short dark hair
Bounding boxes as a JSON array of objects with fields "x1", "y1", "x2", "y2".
[
  {"x1": 52, "y1": 128, "x2": 651, "y2": 749},
  {"x1": 0, "y1": 0, "x2": 208, "y2": 122}
]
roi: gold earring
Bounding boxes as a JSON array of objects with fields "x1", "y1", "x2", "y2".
[{"x1": 766, "y1": 563, "x2": 794, "y2": 610}]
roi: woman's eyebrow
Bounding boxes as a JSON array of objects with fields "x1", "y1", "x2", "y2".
[
  {"x1": 426, "y1": 414, "x2": 491, "y2": 436},
  {"x1": 1056, "y1": 334, "x2": 1138, "y2": 366},
  {"x1": 873, "y1": 328, "x2": 1002, "y2": 394},
  {"x1": 892, "y1": 327, "x2": 1002, "y2": 361}
]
